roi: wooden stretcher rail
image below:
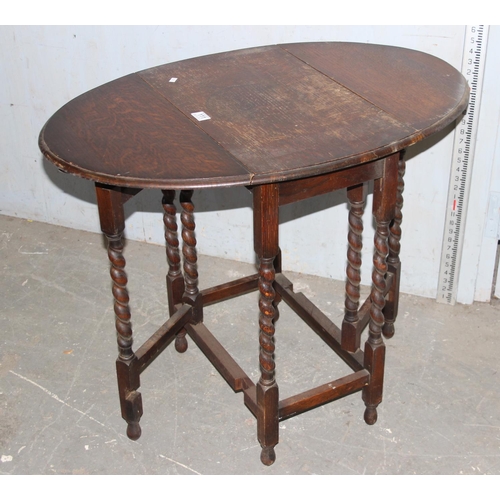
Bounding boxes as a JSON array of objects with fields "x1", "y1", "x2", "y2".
[
  {"x1": 135, "y1": 304, "x2": 192, "y2": 373},
  {"x1": 185, "y1": 321, "x2": 254, "y2": 392},
  {"x1": 243, "y1": 385, "x2": 258, "y2": 417},
  {"x1": 278, "y1": 369, "x2": 370, "y2": 420},
  {"x1": 201, "y1": 274, "x2": 260, "y2": 306}
]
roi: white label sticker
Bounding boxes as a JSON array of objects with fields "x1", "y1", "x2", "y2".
[
  {"x1": 191, "y1": 111, "x2": 211, "y2": 121},
  {"x1": 169, "y1": 77, "x2": 178, "y2": 83}
]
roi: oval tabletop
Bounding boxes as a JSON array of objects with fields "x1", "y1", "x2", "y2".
[{"x1": 39, "y1": 42, "x2": 469, "y2": 190}]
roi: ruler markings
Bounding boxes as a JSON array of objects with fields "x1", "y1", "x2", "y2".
[{"x1": 436, "y1": 25, "x2": 489, "y2": 305}]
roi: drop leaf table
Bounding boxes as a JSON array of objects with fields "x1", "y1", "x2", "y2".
[{"x1": 39, "y1": 42, "x2": 468, "y2": 465}]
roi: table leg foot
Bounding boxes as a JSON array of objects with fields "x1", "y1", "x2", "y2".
[
  {"x1": 174, "y1": 334, "x2": 188, "y2": 353},
  {"x1": 127, "y1": 422, "x2": 142, "y2": 440},
  {"x1": 116, "y1": 359, "x2": 143, "y2": 440},
  {"x1": 260, "y1": 446, "x2": 276, "y2": 466},
  {"x1": 364, "y1": 405, "x2": 378, "y2": 425},
  {"x1": 382, "y1": 322, "x2": 395, "y2": 339}
]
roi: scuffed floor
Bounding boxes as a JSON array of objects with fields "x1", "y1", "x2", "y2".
[{"x1": 1, "y1": 214, "x2": 500, "y2": 475}]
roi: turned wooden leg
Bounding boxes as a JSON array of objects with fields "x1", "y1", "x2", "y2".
[
  {"x1": 253, "y1": 184, "x2": 280, "y2": 466},
  {"x1": 383, "y1": 150, "x2": 406, "y2": 339},
  {"x1": 362, "y1": 155, "x2": 398, "y2": 425},
  {"x1": 180, "y1": 190, "x2": 203, "y2": 324},
  {"x1": 342, "y1": 183, "x2": 367, "y2": 352},
  {"x1": 272, "y1": 248, "x2": 283, "y2": 324},
  {"x1": 162, "y1": 190, "x2": 188, "y2": 352},
  {"x1": 96, "y1": 184, "x2": 143, "y2": 440}
]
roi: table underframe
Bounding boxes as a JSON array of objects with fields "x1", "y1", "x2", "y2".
[{"x1": 95, "y1": 150, "x2": 405, "y2": 466}]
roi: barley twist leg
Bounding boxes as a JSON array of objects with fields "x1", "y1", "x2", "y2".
[
  {"x1": 342, "y1": 184, "x2": 366, "y2": 352},
  {"x1": 107, "y1": 233, "x2": 142, "y2": 440},
  {"x1": 180, "y1": 190, "x2": 202, "y2": 323},
  {"x1": 383, "y1": 151, "x2": 406, "y2": 338},
  {"x1": 257, "y1": 256, "x2": 279, "y2": 466},
  {"x1": 362, "y1": 220, "x2": 389, "y2": 425},
  {"x1": 162, "y1": 190, "x2": 188, "y2": 352}
]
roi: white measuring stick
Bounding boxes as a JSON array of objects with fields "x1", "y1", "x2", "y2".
[{"x1": 436, "y1": 25, "x2": 489, "y2": 305}]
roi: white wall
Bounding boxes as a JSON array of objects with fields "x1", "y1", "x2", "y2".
[{"x1": 1, "y1": 25, "x2": 499, "y2": 303}]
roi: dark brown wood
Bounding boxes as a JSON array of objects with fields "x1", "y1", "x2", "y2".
[
  {"x1": 161, "y1": 190, "x2": 188, "y2": 352},
  {"x1": 140, "y1": 46, "x2": 412, "y2": 183},
  {"x1": 383, "y1": 150, "x2": 406, "y2": 338},
  {"x1": 271, "y1": 248, "x2": 284, "y2": 324},
  {"x1": 278, "y1": 160, "x2": 383, "y2": 206},
  {"x1": 40, "y1": 42, "x2": 468, "y2": 190},
  {"x1": 162, "y1": 190, "x2": 184, "y2": 313},
  {"x1": 39, "y1": 75, "x2": 251, "y2": 189},
  {"x1": 243, "y1": 385, "x2": 258, "y2": 418},
  {"x1": 180, "y1": 190, "x2": 203, "y2": 324},
  {"x1": 115, "y1": 362, "x2": 142, "y2": 440},
  {"x1": 135, "y1": 304, "x2": 192, "y2": 372},
  {"x1": 95, "y1": 183, "x2": 143, "y2": 440},
  {"x1": 184, "y1": 321, "x2": 253, "y2": 392},
  {"x1": 356, "y1": 273, "x2": 395, "y2": 337},
  {"x1": 281, "y1": 42, "x2": 467, "y2": 137},
  {"x1": 278, "y1": 370, "x2": 370, "y2": 420},
  {"x1": 95, "y1": 184, "x2": 126, "y2": 236},
  {"x1": 39, "y1": 42, "x2": 470, "y2": 466},
  {"x1": 342, "y1": 182, "x2": 368, "y2": 352},
  {"x1": 201, "y1": 274, "x2": 260, "y2": 306},
  {"x1": 253, "y1": 183, "x2": 280, "y2": 466},
  {"x1": 362, "y1": 153, "x2": 399, "y2": 425}
]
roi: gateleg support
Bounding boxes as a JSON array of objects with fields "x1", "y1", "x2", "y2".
[
  {"x1": 383, "y1": 150, "x2": 406, "y2": 339},
  {"x1": 362, "y1": 153, "x2": 398, "y2": 424},
  {"x1": 253, "y1": 183, "x2": 280, "y2": 466},
  {"x1": 162, "y1": 190, "x2": 188, "y2": 352},
  {"x1": 180, "y1": 190, "x2": 203, "y2": 325}
]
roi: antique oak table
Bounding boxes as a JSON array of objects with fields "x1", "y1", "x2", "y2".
[{"x1": 39, "y1": 42, "x2": 468, "y2": 465}]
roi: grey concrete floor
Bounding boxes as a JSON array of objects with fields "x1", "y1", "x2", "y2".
[{"x1": 1, "y1": 214, "x2": 500, "y2": 475}]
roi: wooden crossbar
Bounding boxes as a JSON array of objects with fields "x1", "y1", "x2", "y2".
[
  {"x1": 135, "y1": 304, "x2": 192, "y2": 373},
  {"x1": 201, "y1": 273, "x2": 259, "y2": 306},
  {"x1": 278, "y1": 370, "x2": 370, "y2": 420},
  {"x1": 185, "y1": 321, "x2": 254, "y2": 392}
]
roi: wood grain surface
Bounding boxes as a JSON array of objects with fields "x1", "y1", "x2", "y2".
[{"x1": 39, "y1": 42, "x2": 468, "y2": 189}]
